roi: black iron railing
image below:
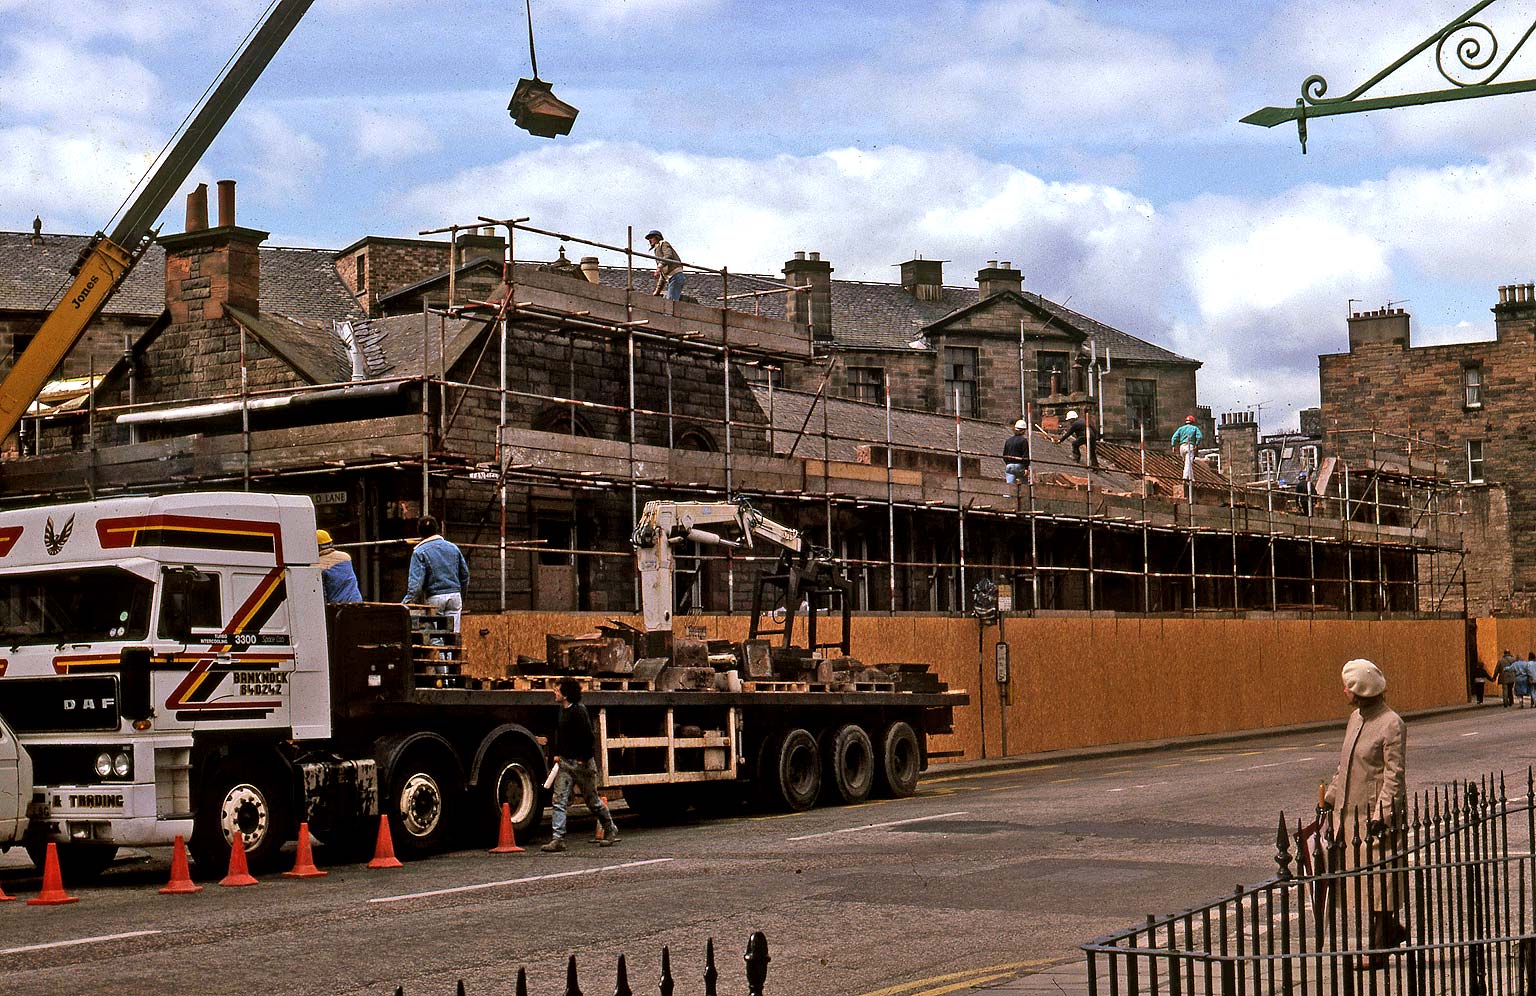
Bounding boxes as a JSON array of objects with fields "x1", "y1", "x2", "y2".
[
  {"x1": 393, "y1": 932, "x2": 769, "y2": 996},
  {"x1": 1083, "y1": 771, "x2": 1536, "y2": 995}
]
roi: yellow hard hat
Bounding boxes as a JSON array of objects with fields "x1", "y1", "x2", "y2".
[{"x1": 316, "y1": 529, "x2": 334, "y2": 549}]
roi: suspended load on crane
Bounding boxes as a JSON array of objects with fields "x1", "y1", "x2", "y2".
[{"x1": 509, "y1": 0, "x2": 578, "y2": 138}]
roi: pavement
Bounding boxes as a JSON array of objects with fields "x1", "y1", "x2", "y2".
[{"x1": 1, "y1": 698, "x2": 1521, "y2": 996}]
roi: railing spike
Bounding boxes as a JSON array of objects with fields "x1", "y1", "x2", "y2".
[
  {"x1": 516, "y1": 968, "x2": 528, "y2": 996},
  {"x1": 744, "y1": 931, "x2": 770, "y2": 996},
  {"x1": 703, "y1": 937, "x2": 719, "y2": 996},
  {"x1": 658, "y1": 945, "x2": 673, "y2": 996},
  {"x1": 457, "y1": 981, "x2": 466, "y2": 996},
  {"x1": 1275, "y1": 810, "x2": 1293, "y2": 880},
  {"x1": 614, "y1": 953, "x2": 632, "y2": 996},
  {"x1": 566, "y1": 954, "x2": 584, "y2": 996}
]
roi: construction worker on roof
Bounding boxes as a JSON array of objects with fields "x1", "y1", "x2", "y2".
[{"x1": 646, "y1": 230, "x2": 685, "y2": 300}]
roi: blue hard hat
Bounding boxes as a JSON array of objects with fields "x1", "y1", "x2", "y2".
[{"x1": 645, "y1": 230, "x2": 663, "y2": 240}]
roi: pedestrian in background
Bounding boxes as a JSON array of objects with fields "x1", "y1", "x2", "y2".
[
  {"x1": 1002, "y1": 419, "x2": 1029, "y2": 484},
  {"x1": 542, "y1": 677, "x2": 620, "y2": 852},
  {"x1": 646, "y1": 230, "x2": 685, "y2": 300},
  {"x1": 402, "y1": 515, "x2": 469, "y2": 630},
  {"x1": 1322, "y1": 658, "x2": 1408, "y2": 966},
  {"x1": 316, "y1": 529, "x2": 361, "y2": 604},
  {"x1": 1469, "y1": 654, "x2": 1489, "y2": 704},
  {"x1": 1519, "y1": 653, "x2": 1536, "y2": 708},
  {"x1": 1499, "y1": 649, "x2": 1518, "y2": 707},
  {"x1": 1170, "y1": 414, "x2": 1202, "y2": 496}
]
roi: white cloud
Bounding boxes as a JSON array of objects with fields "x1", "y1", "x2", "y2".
[
  {"x1": 0, "y1": 39, "x2": 162, "y2": 121},
  {"x1": 354, "y1": 109, "x2": 441, "y2": 163},
  {"x1": 238, "y1": 109, "x2": 326, "y2": 201},
  {"x1": 806, "y1": 0, "x2": 1232, "y2": 146}
]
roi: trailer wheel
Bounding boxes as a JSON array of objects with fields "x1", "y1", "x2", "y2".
[
  {"x1": 876, "y1": 721, "x2": 921, "y2": 798},
  {"x1": 762, "y1": 728, "x2": 821, "y2": 812},
  {"x1": 25, "y1": 842, "x2": 118, "y2": 884},
  {"x1": 476, "y1": 742, "x2": 544, "y2": 844},
  {"x1": 387, "y1": 749, "x2": 461, "y2": 856},
  {"x1": 822, "y1": 723, "x2": 875, "y2": 805},
  {"x1": 191, "y1": 759, "x2": 293, "y2": 873}
]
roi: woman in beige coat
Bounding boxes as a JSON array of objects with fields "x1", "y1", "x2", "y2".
[{"x1": 1323, "y1": 658, "x2": 1408, "y2": 964}]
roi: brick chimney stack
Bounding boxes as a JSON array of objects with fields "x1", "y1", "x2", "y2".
[
  {"x1": 1218, "y1": 410, "x2": 1259, "y2": 483},
  {"x1": 161, "y1": 179, "x2": 266, "y2": 324},
  {"x1": 1346, "y1": 306, "x2": 1409, "y2": 351},
  {"x1": 784, "y1": 250, "x2": 834, "y2": 344},
  {"x1": 899, "y1": 258, "x2": 944, "y2": 302},
  {"x1": 1493, "y1": 282, "x2": 1536, "y2": 342},
  {"x1": 977, "y1": 260, "x2": 1022, "y2": 298}
]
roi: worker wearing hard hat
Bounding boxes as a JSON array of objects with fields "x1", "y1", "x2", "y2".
[
  {"x1": 1171, "y1": 414, "x2": 1204, "y2": 495},
  {"x1": 1002, "y1": 418, "x2": 1029, "y2": 485},
  {"x1": 1054, "y1": 409, "x2": 1097, "y2": 468},
  {"x1": 645, "y1": 230, "x2": 685, "y2": 300},
  {"x1": 316, "y1": 530, "x2": 362, "y2": 604}
]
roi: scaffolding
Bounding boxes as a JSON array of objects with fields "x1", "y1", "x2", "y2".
[{"x1": 8, "y1": 218, "x2": 1468, "y2": 619}]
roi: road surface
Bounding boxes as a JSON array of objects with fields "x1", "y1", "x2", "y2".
[{"x1": 0, "y1": 702, "x2": 1523, "y2": 996}]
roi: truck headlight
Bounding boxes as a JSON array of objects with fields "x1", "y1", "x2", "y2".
[
  {"x1": 94, "y1": 752, "x2": 113, "y2": 778},
  {"x1": 113, "y1": 752, "x2": 131, "y2": 778}
]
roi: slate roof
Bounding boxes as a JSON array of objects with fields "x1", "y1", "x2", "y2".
[
  {"x1": 0, "y1": 232, "x2": 364, "y2": 327},
  {"x1": 583, "y1": 264, "x2": 1197, "y2": 367}
]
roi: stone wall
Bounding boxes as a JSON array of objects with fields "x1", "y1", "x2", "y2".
[{"x1": 1319, "y1": 292, "x2": 1536, "y2": 609}]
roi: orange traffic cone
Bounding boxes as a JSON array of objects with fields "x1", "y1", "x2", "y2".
[
  {"x1": 593, "y1": 794, "x2": 607, "y2": 841},
  {"x1": 159, "y1": 834, "x2": 203, "y2": 895},
  {"x1": 367, "y1": 814, "x2": 403, "y2": 869},
  {"x1": 219, "y1": 831, "x2": 258, "y2": 887},
  {"x1": 283, "y1": 822, "x2": 327, "y2": 878},
  {"x1": 26, "y1": 843, "x2": 79, "y2": 905},
  {"x1": 489, "y1": 802, "x2": 524, "y2": 854}
]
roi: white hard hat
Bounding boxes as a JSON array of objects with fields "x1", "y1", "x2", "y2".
[
  {"x1": 1066, "y1": 410, "x2": 1079, "y2": 421},
  {"x1": 1013, "y1": 419, "x2": 1027, "y2": 430}
]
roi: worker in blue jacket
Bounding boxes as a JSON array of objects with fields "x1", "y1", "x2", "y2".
[
  {"x1": 317, "y1": 530, "x2": 361, "y2": 603},
  {"x1": 402, "y1": 515, "x2": 470, "y2": 629}
]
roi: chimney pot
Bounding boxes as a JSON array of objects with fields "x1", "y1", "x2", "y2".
[
  {"x1": 185, "y1": 183, "x2": 209, "y2": 233},
  {"x1": 794, "y1": 251, "x2": 806, "y2": 260},
  {"x1": 216, "y1": 179, "x2": 236, "y2": 228},
  {"x1": 579, "y1": 256, "x2": 601, "y2": 284},
  {"x1": 809, "y1": 251, "x2": 820, "y2": 261},
  {"x1": 1001, "y1": 261, "x2": 1011, "y2": 269},
  {"x1": 988, "y1": 260, "x2": 998, "y2": 268}
]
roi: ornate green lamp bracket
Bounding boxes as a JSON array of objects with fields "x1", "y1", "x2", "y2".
[{"x1": 1242, "y1": 0, "x2": 1536, "y2": 152}]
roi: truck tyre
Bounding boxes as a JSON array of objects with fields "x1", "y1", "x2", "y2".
[
  {"x1": 475, "y1": 742, "x2": 544, "y2": 844},
  {"x1": 191, "y1": 759, "x2": 293, "y2": 874},
  {"x1": 822, "y1": 723, "x2": 875, "y2": 805},
  {"x1": 761, "y1": 728, "x2": 820, "y2": 812},
  {"x1": 876, "y1": 721, "x2": 921, "y2": 798},
  {"x1": 386, "y1": 748, "x2": 461, "y2": 857},
  {"x1": 25, "y1": 842, "x2": 118, "y2": 883}
]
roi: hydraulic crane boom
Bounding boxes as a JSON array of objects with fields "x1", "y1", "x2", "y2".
[
  {"x1": 631, "y1": 499, "x2": 804, "y2": 636},
  {"x1": 0, "y1": 0, "x2": 315, "y2": 445}
]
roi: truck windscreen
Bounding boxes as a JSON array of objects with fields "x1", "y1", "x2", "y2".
[{"x1": 0, "y1": 567, "x2": 154, "y2": 648}]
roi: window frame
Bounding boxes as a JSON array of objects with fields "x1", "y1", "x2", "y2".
[
  {"x1": 1463, "y1": 363, "x2": 1484, "y2": 409},
  {"x1": 1036, "y1": 351, "x2": 1071, "y2": 398},
  {"x1": 1300, "y1": 445, "x2": 1319, "y2": 472},
  {"x1": 845, "y1": 365, "x2": 886, "y2": 404},
  {"x1": 1124, "y1": 378, "x2": 1158, "y2": 433},
  {"x1": 942, "y1": 347, "x2": 980, "y2": 418},
  {"x1": 1468, "y1": 439, "x2": 1485, "y2": 483},
  {"x1": 1257, "y1": 448, "x2": 1278, "y2": 482}
]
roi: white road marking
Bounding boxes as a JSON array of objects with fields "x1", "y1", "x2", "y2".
[
  {"x1": 1462, "y1": 732, "x2": 1480, "y2": 737},
  {"x1": 367, "y1": 858, "x2": 674, "y2": 904},
  {"x1": 787, "y1": 811, "x2": 969, "y2": 841},
  {"x1": 1107, "y1": 788, "x2": 1125, "y2": 793},
  {"x1": 0, "y1": 930, "x2": 161, "y2": 955}
]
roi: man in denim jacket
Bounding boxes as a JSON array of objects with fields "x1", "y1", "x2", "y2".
[{"x1": 402, "y1": 515, "x2": 469, "y2": 629}]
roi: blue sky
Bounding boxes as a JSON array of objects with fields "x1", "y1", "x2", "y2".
[{"x1": 4, "y1": 0, "x2": 1536, "y2": 430}]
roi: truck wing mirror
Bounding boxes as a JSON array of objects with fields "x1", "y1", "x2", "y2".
[{"x1": 119, "y1": 647, "x2": 153, "y2": 721}]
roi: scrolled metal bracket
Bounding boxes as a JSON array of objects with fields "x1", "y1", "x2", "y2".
[{"x1": 1242, "y1": 0, "x2": 1536, "y2": 152}]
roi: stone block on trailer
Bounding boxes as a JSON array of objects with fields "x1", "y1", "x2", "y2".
[{"x1": 655, "y1": 666, "x2": 717, "y2": 691}]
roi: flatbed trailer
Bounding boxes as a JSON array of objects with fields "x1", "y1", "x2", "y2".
[{"x1": 0, "y1": 493, "x2": 965, "y2": 878}]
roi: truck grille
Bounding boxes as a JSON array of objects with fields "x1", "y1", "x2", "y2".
[{"x1": 0, "y1": 676, "x2": 120, "y2": 733}]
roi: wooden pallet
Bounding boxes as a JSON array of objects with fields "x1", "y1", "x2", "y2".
[
  {"x1": 807, "y1": 681, "x2": 897, "y2": 693},
  {"x1": 741, "y1": 679, "x2": 811, "y2": 693},
  {"x1": 505, "y1": 674, "x2": 655, "y2": 692}
]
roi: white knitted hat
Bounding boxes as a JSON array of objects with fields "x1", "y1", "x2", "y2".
[{"x1": 1342, "y1": 658, "x2": 1387, "y2": 697}]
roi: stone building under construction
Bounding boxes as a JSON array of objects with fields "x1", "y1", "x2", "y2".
[{"x1": 0, "y1": 184, "x2": 1465, "y2": 618}]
